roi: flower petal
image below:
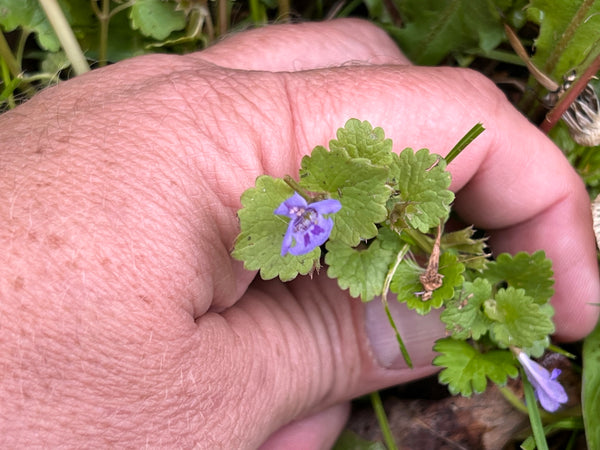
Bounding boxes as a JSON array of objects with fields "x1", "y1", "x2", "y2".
[
  {"x1": 274, "y1": 192, "x2": 307, "y2": 217},
  {"x1": 517, "y1": 351, "x2": 568, "y2": 412},
  {"x1": 312, "y1": 198, "x2": 343, "y2": 215},
  {"x1": 280, "y1": 223, "x2": 295, "y2": 256},
  {"x1": 275, "y1": 192, "x2": 341, "y2": 256}
]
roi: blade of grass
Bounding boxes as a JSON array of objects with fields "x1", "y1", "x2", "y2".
[{"x1": 445, "y1": 123, "x2": 485, "y2": 164}]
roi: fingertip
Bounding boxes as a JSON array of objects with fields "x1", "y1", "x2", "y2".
[{"x1": 258, "y1": 403, "x2": 351, "y2": 450}]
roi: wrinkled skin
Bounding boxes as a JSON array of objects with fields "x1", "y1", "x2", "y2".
[{"x1": 0, "y1": 19, "x2": 597, "y2": 449}]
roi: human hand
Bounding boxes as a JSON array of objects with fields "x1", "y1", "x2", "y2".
[{"x1": 0, "y1": 19, "x2": 597, "y2": 448}]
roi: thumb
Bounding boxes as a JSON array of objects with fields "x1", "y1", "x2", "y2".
[{"x1": 190, "y1": 274, "x2": 444, "y2": 448}]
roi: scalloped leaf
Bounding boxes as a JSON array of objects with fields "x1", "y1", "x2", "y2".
[
  {"x1": 232, "y1": 175, "x2": 321, "y2": 281},
  {"x1": 441, "y1": 278, "x2": 494, "y2": 340},
  {"x1": 329, "y1": 119, "x2": 394, "y2": 166},
  {"x1": 485, "y1": 287, "x2": 555, "y2": 349},
  {"x1": 434, "y1": 338, "x2": 519, "y2": 397},
  {"x1": 388, "y1": 148, "x2": 454, "y2": 233},
  {"x1": 129, "y1": 0, "x2": 186, "y2": 40},
  {"x1": 299, "y1": 146, "x2": 390, "y2": 246},
  {"x1": 0, "y1": 0, "x2": 60, "y2": 51},
  {"x1": 390, "y1": 252, "x2": 465, "y2": 315},
  {"x1": 325, "y1": 226, "x2": 404, "y2": 302},
  {"x1": 483, "y1": 251, "x2": 554, "y2": 304}
]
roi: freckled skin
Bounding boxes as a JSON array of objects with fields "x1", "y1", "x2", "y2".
[{"x1": 0, "y1": 18, "x2": 597, "y2": 449}]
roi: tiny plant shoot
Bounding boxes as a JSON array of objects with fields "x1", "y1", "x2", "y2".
[{"x1": 232, "y1": 119, "x2": 565, "y2": 423}]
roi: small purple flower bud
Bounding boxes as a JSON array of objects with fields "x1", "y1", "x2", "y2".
[
  {"x1": 274, "y1": 192, "x2": 342, "y2": 256},
  {"x1": 517, "y1": 351, "x2": 568, "y2": 412}
]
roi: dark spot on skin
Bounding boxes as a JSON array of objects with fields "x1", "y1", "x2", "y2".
[
  {"x1": 13, "y1": 276, "x2": 24, "y2": 291},
  {"x1": 46, "y1": 234, "x2": 63, "y2": 249}
]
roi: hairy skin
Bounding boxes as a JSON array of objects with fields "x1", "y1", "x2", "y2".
[{"x1": 0, "y1": 19, "x2": 598, "y2": 448}]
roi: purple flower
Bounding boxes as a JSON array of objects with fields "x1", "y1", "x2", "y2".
[
  {"x1": 274, "y1": 192, "x2": 341, "y2": 256},
  {"x1": 517, "y1": 351, "x2": 568, "y2": 412}
]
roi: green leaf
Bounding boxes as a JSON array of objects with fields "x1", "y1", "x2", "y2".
[
  {"x1": 325, "y1": 227, "x2": 404, "y2": 302},
  {"x1": 483, "y1": 251, "x2": 554, "y2": 304},
  {"x1": 232, "y1": 176, "x2": 320, "y2": 281},
  {"x1": 441, "y1": 225, "x2": 488, "y2": 270},
  {"x1": 385, "y1": 0, "x2": 511, "y2": 65},
  {"x1": 0, "y1": 0, "x2": 60, "y2": 51},
  {"x1": 388, "y1": 148, "x2": 454, "y2": 233},
  {"x1": 299, "y1": 146, "x2": 390, "y2": 246},
  {"x1": 329, "y1": 119, "x2": 394, "y2": 166},
  {"x1": 484, "y1": 287, "x2": 555, "y2": 349},
  {"x1": 441, "y1": 278, "x2": 493, "y2": 340},
  {"x1": 434, "y1": 338, "x2": 519, "y2": 396},
  {"x1": 583, "y1": 320, "x2": 600, "y2": 450},
  {"x1": 390, "y1": 251, "x2": 464, "y2": 314},
  {"x1": 130, "y1": 0, "x2": 187, "y2": 40},
  {"x1": 333, "y1": 430, "x2": 386, "y2": 450},
  {"x1": 527, "y1": 0, "x2": 600, "y2": 80}
]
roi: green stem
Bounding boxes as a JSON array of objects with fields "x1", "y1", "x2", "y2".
[
  {"x1": 335, "y1": 0, "x2": 363, "y2": 18},
  {"x1": 521, "y1": 367, "x2": 550, "y2": 450},
  {"x1": 381, "y1": 243, "x2": 413, "y2": 368},
  {"x1": 98, "y1": 0, "x2": 110, "y2": 66},
  {"x1": 278, "y1": 0, "x2": 290, "y2": 21},
  {"x1": 403, "y1": 228, "x2": 432, "y2": 253},
  {"x1": 0, "y1": 32, "x2": 21, "y2": 78},
  {"x1": 0, "y1": 58, "x2": 16, "y2": 108},
  {"x1": 464, "y1": 48, "x2": 526, "y2": 66},
  {"x1": 498, "y1": 386, "x2": 528, "y2": 414},
  {"x1": 0, "y1": 30, "x2": 34, "y2": 96},
  {"x1": 249, "y1": 0, "x2": 266, "y2": 24},
  {"x1": 445, "y1": 123, "x2": 485, "y2": 165},
  {"x1": 283, "y1": 175, "x2": 312, "y2": 202},
  {"x1": 369, "y1": 391, "x2": 398, "y2": 450},
  {"x1": 217, "y1": 0, "x2": 229, "y2": 37},
  {"x1": 38, "y1": 0, "x2": 90, "y2": 75},
  {"x1": 382, "y1": 300, "x2": 412, "y2": 369}
]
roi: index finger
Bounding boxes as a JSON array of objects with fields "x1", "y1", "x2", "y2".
[
  {"x1": 188, "y1": 22, "x2": 599, "y2": 340},
  {"x1": 283, "y1": 65, "x2": 599, "y2": 340}
]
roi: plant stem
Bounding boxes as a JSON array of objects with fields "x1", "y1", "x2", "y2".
[
  {"x1": 0, "y1": 58, "x2": 16, "y2": 108},
  {"x1": 217, "y1": 0, "x2": 229, "y2": 36},
  {"x1": 278, "y1": 0, "x2": 290, "y2": 21},
  {"x1": 249, "y1": 0, "x2": 266, "y2": 24},
  {"x1": 0, "y1": 32, "x2": 21, "y2": 78},
  {"x1": 540, "y1": 52, "x2": 600, "y2": 133},
  {"x1": 521, "y1": 368, "x2": 550, "y2": 450},
  {"x1": 38, "y1": 0, "x2": 90, "y2": 75},
  {"x1": 282, "y1": 175, "x2": 313, "y2": 202},
  {"x1": 97, "y1": 0, "x2": 110, "y2": 66},
  {"x1": 369, "y1": 391, "x2": 398, "y2": 450},
  {"x1": 381, "y1": 243, "x2": 413, "y2": 368},
  {"x1": 0, "y1": 31, "x2": 35, "y2": 96},
  {"x1": 335, "y1": 0, "x2": 363, "y2": 18}
]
